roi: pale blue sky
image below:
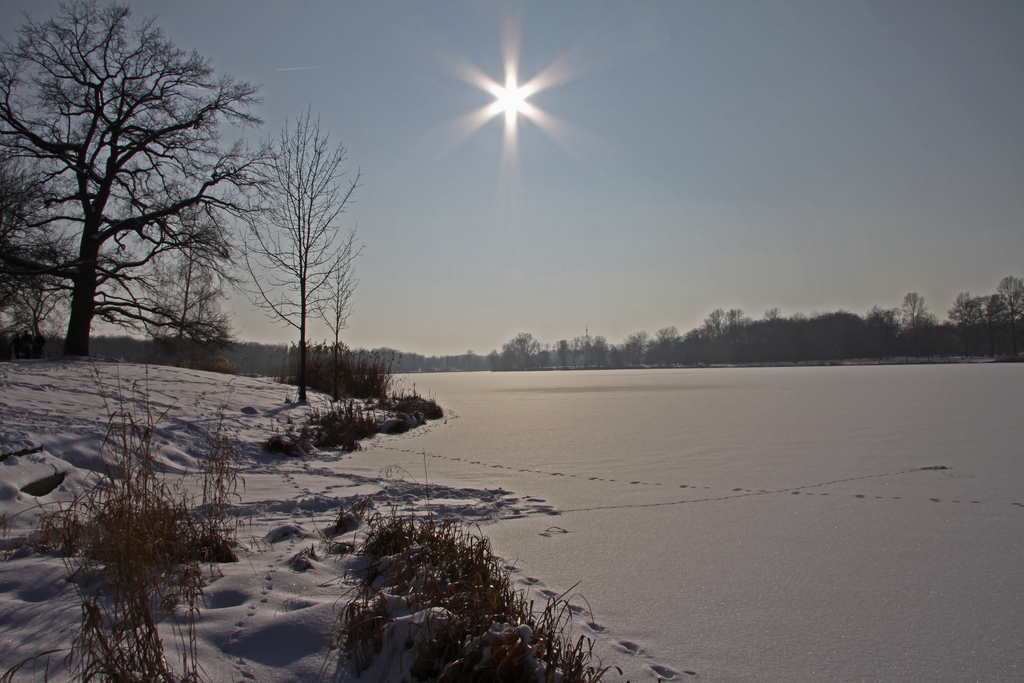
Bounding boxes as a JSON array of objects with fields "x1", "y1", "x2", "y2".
[{"x1": 3, "y1": 1, "x2": 1022, "y2": 355}]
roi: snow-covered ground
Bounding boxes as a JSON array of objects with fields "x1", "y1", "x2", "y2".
[
  {"x1": 354, "y1": 365, "x2": 1024, "y2": 681},
  {"x1": 2, "y1": 360, "x2": 1023, "y2": 682},
  {"x1": 0, "y1": 359, "x2": 559, "y2": 682}
]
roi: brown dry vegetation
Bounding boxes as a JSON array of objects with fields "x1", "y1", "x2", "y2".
[
  {"x1": 178, "y1": 355, "x2": 238, "y2": 375},
  {"x1": 277, "y1": 343, "x2": 398, "y2": 400},
  {"x1": 266, "y1": 400, "x2": 384, "y2": 455},
  {"x1": 9, "y1": 404, "x2": 242, "y2": 682},
  {"x1": 333, "y1": 506, "x2": 618, "y2": 682}
]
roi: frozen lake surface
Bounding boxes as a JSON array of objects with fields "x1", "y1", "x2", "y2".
[{"x1": 345, "y1": 364, "x2": 1024, "y2": 681}]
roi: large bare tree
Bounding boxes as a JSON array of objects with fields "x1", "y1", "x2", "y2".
[
  {"x1": 0, "y1": 2, "x2": 264, "y2": 356},
  {"x1": 623, "y1": 330, "x2": 650, "y2": 366},
  {"x1": 245, "y1": 108, "x2": 360, "y2": 402},
  {"x1": 500, "y1": 332, "x2": 541, "y2": 370},
  {"x1": 981, "y1": 293, "x2": 1008, "y2": 357}
]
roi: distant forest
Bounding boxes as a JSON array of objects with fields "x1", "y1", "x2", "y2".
[
  {"x1": 478, "y1": 279, "x2": 1024, "y2": 373},
  {"x1": 5, "y1": 278, "x2": 1022, "y2": 376},
  {"x1": 384, "y1": 279, "x2": 1024, "y2": 373}
]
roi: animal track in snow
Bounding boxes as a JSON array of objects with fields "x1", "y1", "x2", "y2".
[
  {"x1": 377, "y1": 446, "x2": 1022, "y2": 514},
  {"x1": 617, "y1": 640, "x2": 645, "y2": 655},
  {"x1": 650, "y1": 663, "x2": 686, "y2": 679}
]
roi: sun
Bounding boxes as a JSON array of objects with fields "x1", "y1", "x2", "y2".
[
  {"x1": 489, "y1": 76, "x2": 535, "y2": 126},
  {"x1": 440, "y1": 17, "x2": 577, "y2": 181}
]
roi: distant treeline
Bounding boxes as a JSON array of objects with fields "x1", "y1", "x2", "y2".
[
  {"x1": 13, "y1": 277, "x2": 1022, "y2": 375},
  {"x1": 82, "y1": 336, "x2": 291, "y2": 377},
  {"x1": 82, "y1": 335, "x2": 457, "y2": 378},
  {"x1": 487, "y1": 279, "x2": 1024, "y2": 371}
]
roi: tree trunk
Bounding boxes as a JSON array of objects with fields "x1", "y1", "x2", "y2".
[
  {"x1": 332, "y1": 341, "x2": 339, "y2": 401},
  {"x1": 62, "y1": 243, "x2": 99, "y2": 357},
  {"x1": 298, "y1": 309, "x2": 307, "y2": 403}
]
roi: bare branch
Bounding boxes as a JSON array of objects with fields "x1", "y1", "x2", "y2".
[
  {"x1": 243, "y1": 107, "x2": 361, "y2": 401},
  {"x1": 0, "y1": 2, "x2": 266, "y2": 355}
]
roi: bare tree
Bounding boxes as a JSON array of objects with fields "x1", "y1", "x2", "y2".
[
  {"x1": 947, "y1": 292, "x2": 983, "y2": 358},
  {"x1": 703, "y1": 309, "x2": 726, "y2": 338},
  {"x1": 624, "y1": 331, "x2": 650, "y2": 366},
  {"x1": 900, "y1": 292, "x2": 928, "y2": 328},
  {"x1": 0, "y1": 3, "x2": 264, "y2": 356},
  {"x1": 556, "y1": 339, "x2": 570, "y2": 368},
  {"x1": 3, "y1": 272, "x2": 65, "y2": 336},
  {"x1": 570, "y1": 335, "x2": 585, "y2": 368},
  {"x1": 996, "y1": 276, "x2": 1024, "y2": 356},
  {"x1": 865, "y1": 305, "x2": 901, "y2": 359},
  {"x1": 536, "y1": 343, "x2": 552, "y2": 369},
  {"x1": 980, "y1": 293, "x2": 1007, "y2": 357},
  {"x1": 245, "y1": 108, "x2": 360, "y2": 401},
  {"x1": 0, "y1": 158, "x2": 45, "y2": 317},
  {"x1": 148, "y1": 231, "x2": 236, "y2": 364},
  {"x1": 590, "y1": 335, "x2": 609, "y2": 368},
  {"x1": 651, "y1": 326, "x2": 680, "y2": 366},
  {"x1": 724, "y1": 309, "x2": 749, "y2": 348},
  {"x1": 316, "y1": 238, "x2": 360, "y2": 400},
  {"x1": 901, "y1": 292, "x2": 936, "y2": 356},
  {"x1": 501, "y1": 332, "x2": 541, "y2": 370}
]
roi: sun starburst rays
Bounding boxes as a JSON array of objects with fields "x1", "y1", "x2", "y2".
[{"x1": 434, "y1": 17, "x2": 580, "y2": 186}]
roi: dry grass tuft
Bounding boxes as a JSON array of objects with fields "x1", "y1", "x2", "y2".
[
  {"x1": 264, "y1": 429, "x2": 316, "y2": 457},
  {"x1": 383, "y1": 391, "x2": 444, "y2": 422},
  {"x1": 265, "y1": 400, "x2": 381, "y2": 455},
  {"x1": 336, "y1": 511, "x2": 617, "y2": 682},
  {"x1": 308, "y1": 400, "x2": 381, "y2": 451},
  {"x1": 321, "y1": 496, "x2": 374, "y2": 540},
  {"x1": 24, "y1": 399, "x2": 242, "y2": 682},
  {"x1": 179, "y1": 355, "x2": 237, "y2": 375},
  {"x1": 264, "y1": 389, "x2": 443, "y2": 457}
]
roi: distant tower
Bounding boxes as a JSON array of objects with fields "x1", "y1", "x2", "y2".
[{"x1": 584, "y1": 324, "x2": 591, "y2": 368}]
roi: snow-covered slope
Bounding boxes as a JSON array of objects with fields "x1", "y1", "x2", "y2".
[{"x1": 0, "y1": 359, "x2": 554, "y2": 682}]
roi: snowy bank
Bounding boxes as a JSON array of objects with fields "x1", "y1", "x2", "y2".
[{"x1": 0, "y1": 359, "x2": 601, "y2": 682}]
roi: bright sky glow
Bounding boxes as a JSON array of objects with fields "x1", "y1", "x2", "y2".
[
  {"x1": 451, "y1": 17, "x2": 561, "y2": 180},
  {"x1": 489, "y1": 76, "x2": 534, "y2": 126}
]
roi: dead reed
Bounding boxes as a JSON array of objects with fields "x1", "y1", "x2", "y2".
[
  {"x1": 383, "y1": 389, "x2": 445, "y2": 421},
  {"x1": 264, "y1": 385, "x2": 443, "y2": 456},
  {"x1": 308, "y1": 400, "x2": 381, "y2": 451},
  {"x1": 334, "y1": 509, "x2": 617, "y2": 682},
  {"x1": 266, "y1": 399, "x2": 382, "y2": 455},
  {"x1": 178, "y1": 355, "x2": 237, "y2": 375},
  {"x1": 26, "y1": 400, "x2": 241, "y2": 682},
  {"x1": 277, "y1": 342, "x2": 398, "y2": 400}
]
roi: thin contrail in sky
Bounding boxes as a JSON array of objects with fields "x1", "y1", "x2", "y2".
[{"x1": 275, "y1": 66, "x2": 326, "y2": 71}]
